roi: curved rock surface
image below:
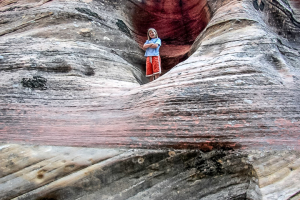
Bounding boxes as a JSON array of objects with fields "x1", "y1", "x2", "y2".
[
  {"x1": 0, "y1": 0, "x2": 299, "y2": 149},
  {"x1": 1, "y1": 144, "x2": 300, "y2": 200},
  {"x1": 1, "y1": 0, "x2": 300, "y2": 199}
]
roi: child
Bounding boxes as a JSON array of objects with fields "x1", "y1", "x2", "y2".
[{"x1": 143, "y1": 28, "x2": 161, "y2": 82}]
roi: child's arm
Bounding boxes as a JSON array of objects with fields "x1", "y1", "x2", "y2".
[
  {"x1": 143, "y1": 43, "x2": 159, "y2": 49},
  {"x1": 143, "y1": 38, "x2": 161, "y2": 50},
  {"x1": 149, "y1": 43, "x2": 159, "y2": 48}
]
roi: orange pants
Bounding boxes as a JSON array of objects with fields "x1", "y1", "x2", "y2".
[{"x1": 146, "y1": 56, "x2": 161, "y2": 77}]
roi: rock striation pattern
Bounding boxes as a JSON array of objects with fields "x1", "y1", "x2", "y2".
[
  {"x1": 0, "y1": 0, "x2": 299, "y2": 149},
  {"x1": 0, "y1": 0, "x2": 300, "y2": 199},
  {"x1": 1, "y1": 144, "x2": 300, "y2": 200}
]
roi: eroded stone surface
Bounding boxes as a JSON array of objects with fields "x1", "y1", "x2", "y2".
[
  {"x1": 251, "y1": 150, "x2": 300, "y2": 200},
  {"x1": 0, "y1": 0, "x2": 299, "y2": 150},
  {"x1": 0, "y1": 144, "x2": 258, "y2": 200},
  {"x1": 1, "y1": 0, "x2": 300, "y2": 199},
  {"x1": 0, "y1": 144, "x2": 299, "y2": 200}
]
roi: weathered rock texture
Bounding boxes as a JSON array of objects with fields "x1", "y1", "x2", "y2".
[
  {"x1": 0, "y1": 0, "x2": 299, "y2": 149},
  {"x1": 0, "y1": 0, "x2": 300, "y2": 199},
  {"x1": 1, "y1": 144, "x2": 300, "y2": 200}
]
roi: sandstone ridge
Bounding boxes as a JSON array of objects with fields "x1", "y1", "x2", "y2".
[
  {"x1": 1, "y1": 0, "x2": 300, "y2": 199},
  {"x1": 0, "y1": 0, "x2": 299, "y2": 149}
]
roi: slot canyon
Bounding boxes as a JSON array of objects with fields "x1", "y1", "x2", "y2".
[
  {"x1": 128, "y1": 0, "x2": 211, "y2": 72},
  {"x1": 0, "y1": 0, "x2": 300, "y2": 199}
]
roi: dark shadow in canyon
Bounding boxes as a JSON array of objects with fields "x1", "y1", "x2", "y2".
[{"x1": 125, "y1": 0, "x2": 211, "y2": 74}]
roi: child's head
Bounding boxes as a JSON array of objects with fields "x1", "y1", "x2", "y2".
[{"x1": 147, "y1": 28, "x2": 158, "y2": 40}]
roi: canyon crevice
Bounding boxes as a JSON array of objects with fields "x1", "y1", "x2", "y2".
[{"x1": 0, "y1": 0, "x2": 300, "y2": 199}]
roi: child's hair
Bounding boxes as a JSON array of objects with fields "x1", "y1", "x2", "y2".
[{"x1": 147, "y1": 28, "x2": 158, "y2": 40}]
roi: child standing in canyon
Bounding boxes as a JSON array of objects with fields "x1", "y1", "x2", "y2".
[{"x1": 143, "y1": 28, "x2": 161, "y2": 82}]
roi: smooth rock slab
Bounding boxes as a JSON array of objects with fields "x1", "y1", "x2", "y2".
[{"x1": 0, "y1": 144, "x2": 300, "y2": 200}]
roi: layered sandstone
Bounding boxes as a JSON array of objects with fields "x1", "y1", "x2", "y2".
[
  {"x1": 1, "y1": 144, "x2": 300, "y2": 200},
  {"x1": 0, "y1": 0, "x2": 299, "y2": 149},
  {"x1": 0, "y1": 0, "x2": 300, "y2": 199}
]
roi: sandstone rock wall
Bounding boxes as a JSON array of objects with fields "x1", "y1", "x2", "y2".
[
  {"x1": 1, "y1": 144, "x2": 300, "y2": 200},
  {"x1": 0, "y1": 0, "x2": 299, "y2": 149},
  {"x1": 1, "y1": 0, "x2": 300, "y2": 199}
]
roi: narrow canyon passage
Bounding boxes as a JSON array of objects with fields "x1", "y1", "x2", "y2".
[{"x1": 125, "y1": 0, "x2": 211, "y2": 73}]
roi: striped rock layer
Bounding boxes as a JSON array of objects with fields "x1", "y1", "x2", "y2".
[
  {"x1": 0, "y1": 0, "x2": 299, "y2": 150},
  {"x1": 1, "y1": 0, "x2": 300, "y2": 199},
  {"x1": 0, "y1": 144, "x2": 300, "y2": 200}
]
